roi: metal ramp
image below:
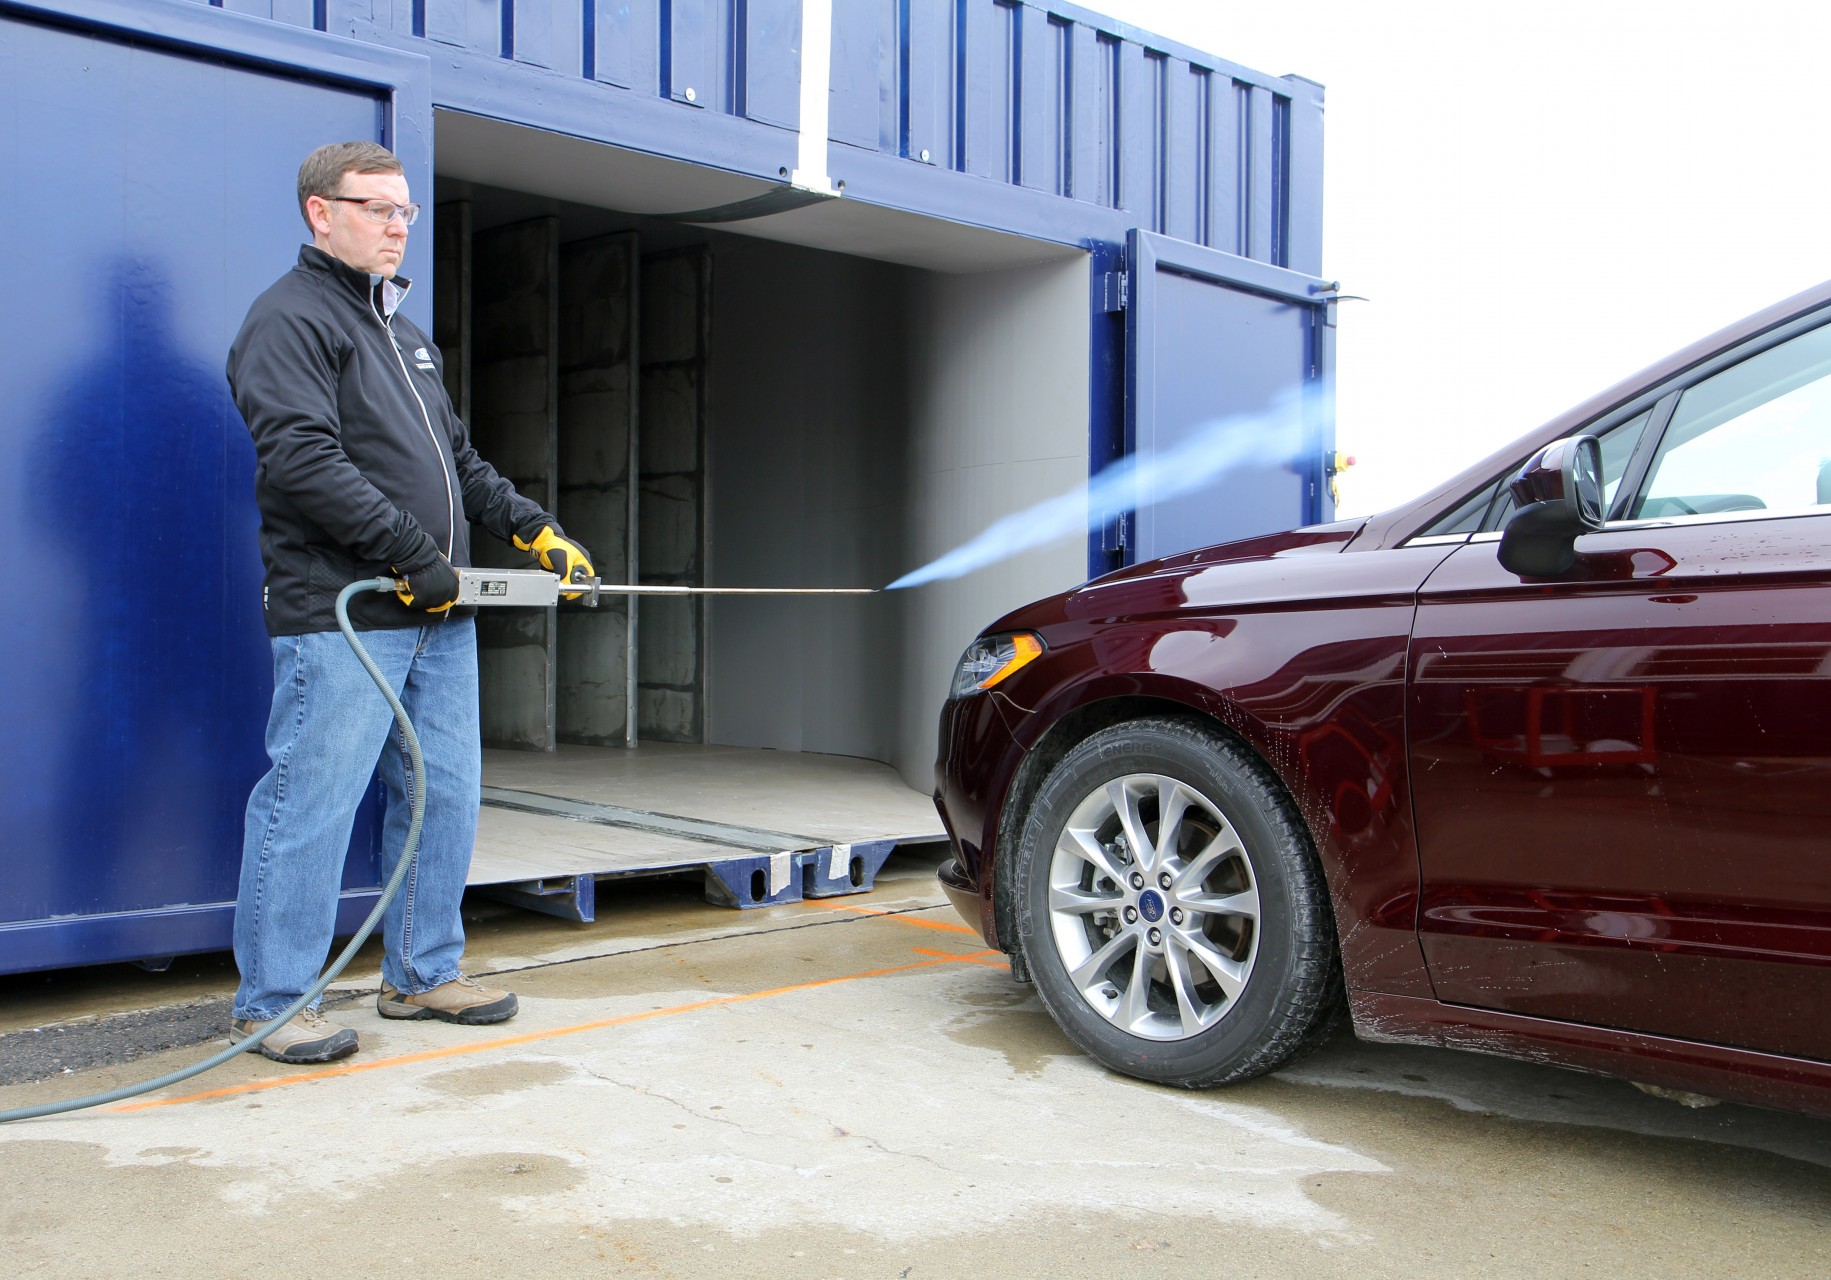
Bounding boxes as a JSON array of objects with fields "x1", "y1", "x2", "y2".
[{"x1": 466, "y1": 744, "x2": 945, "y2": 920}]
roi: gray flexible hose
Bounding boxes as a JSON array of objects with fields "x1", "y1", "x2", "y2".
[{"x1": 0, "y1": 578, "x2": 424, "y2": 1123}]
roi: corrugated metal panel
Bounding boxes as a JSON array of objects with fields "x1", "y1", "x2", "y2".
[
  {"x1": 166, "y1": 0, "x2": 1317, "y2": 273},
  {"x1": 744, "y1": 0, "x2": 803, "y2": 129},
  {"x1": 829, "y1": 0, "x2": 892, "y2": 149},
  {"x1": 817, "y1": 1, "x2": 1316, "y2": 269}
]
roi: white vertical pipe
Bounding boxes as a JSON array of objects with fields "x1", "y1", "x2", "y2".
[
  {"x1": 626, "y1": 238, "x2": 641, "y2": 750},
  {"x1": 791, "y1": 0, "x2": 839, "y2": 194}
]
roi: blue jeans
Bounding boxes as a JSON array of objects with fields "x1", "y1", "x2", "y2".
[{"x1": 233, "y1": 619, "x2": 480, "y2": 1021}]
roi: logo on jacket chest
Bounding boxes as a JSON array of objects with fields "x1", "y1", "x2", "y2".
[{"x1": 413, "y1": 346, "x2": 436, "y2": 371}]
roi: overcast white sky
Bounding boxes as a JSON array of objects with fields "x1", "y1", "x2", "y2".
[{"x1": 1092, "y1": 0, "x2": 1831, "y2": 516}]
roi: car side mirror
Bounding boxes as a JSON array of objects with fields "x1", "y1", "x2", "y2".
[{"x1": 1497, "y1": 434, "x2": 1605, "y2": 577}]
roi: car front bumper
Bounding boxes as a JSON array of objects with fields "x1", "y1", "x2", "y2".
[
  {"x1": 931, "y1": 687, "x2": 1027, "y2": 950},
  {"x1": 935, "y1": 856, "x2": 989, "y2": 945}
]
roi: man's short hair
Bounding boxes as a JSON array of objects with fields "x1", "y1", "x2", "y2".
[{"x1": 297, "y1": 141, "x2": 404, "y2": 227}]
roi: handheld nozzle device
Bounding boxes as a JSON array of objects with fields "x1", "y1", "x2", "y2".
[{"x1": 418, "y1": 566, "x2": 878, "y2": 609}]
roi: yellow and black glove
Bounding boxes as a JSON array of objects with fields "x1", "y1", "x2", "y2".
[
  {"x1": 513, "y1": 524, "x2": 595, "y2": 600},
  {"x1": 392, "y1": 540, "x2": 460, "y2": 613}
]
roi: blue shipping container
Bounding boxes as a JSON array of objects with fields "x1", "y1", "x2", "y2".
[{"x1": 0, "y1": 0, "x2": 1337, "y2": 973}]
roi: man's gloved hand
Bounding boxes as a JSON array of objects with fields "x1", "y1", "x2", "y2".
[
  {"x1": 393, "y1": 539, "x2": 460, "y2": 613},
  {"x1": 513, "y1": 524, "x2": 595, "y2": 600}
]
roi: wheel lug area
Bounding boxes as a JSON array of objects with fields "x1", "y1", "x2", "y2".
[
  {"x1": 1157, "y1": 872, "x2": 1172, "y2": 890},
  {"x1": 1129, "y1": 872, "x2": 1145, "y2": 890},
  {"x1": 1147, "y1": 927, "x2": 1163, "y2": 946},
  {"x1": 1169, "y1": 907, "x2": 1184, "y2": 925},
  {"x1": 1123, "y1": 906, "x2": 1138, "y2": 924}
]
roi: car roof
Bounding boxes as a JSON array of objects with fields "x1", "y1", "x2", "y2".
[{"x1": 1350, "y1": 277, "x2": 1831, "y2": 551}]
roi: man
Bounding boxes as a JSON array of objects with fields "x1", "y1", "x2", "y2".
[{"x1": 224, "y1": 141, "x2": 592, "y2": 1064}]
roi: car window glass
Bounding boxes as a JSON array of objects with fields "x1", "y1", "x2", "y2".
[
  {"x1": 1632, "y1": 322, "x2": 1831, "y2": 519},
  {"x1": 1596, "y1": 409, "x2": 1651, "y2": 512},
  {"x1": 1486, "y1": 485, "x2": 1517, "y2": 531},
  {"x1": 1420, "y1": 481, "x2": 1499, "y2": 536}
]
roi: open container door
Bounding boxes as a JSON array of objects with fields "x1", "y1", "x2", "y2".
[
  {"x1": 0, "y1": 0, "x2": 430, "y2": 973},
  {"x1": 1123, "y1": 229, "x2": 1337, "y2": 564}
]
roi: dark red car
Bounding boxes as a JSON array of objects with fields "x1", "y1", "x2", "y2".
[{"x1": 933, "y1": 280, "x2": 1831, "y2": 1116}]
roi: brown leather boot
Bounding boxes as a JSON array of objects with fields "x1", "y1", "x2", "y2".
[{"x1": 376, "y1": 975, "x2": 517, "y2": 1025}]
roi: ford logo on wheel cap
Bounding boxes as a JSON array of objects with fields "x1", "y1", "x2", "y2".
[{"x1": 1138, "y1": 889, "x2": 1165, "y2": 922}]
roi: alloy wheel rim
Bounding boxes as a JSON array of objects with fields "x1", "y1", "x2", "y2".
[{"x1": 1045, "y1": 772, "x2": 1261, "y2": 1041}]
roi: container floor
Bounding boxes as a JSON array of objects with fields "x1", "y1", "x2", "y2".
[{"x1": 469, "y1": 744, "x2": 944, "y2": 913}]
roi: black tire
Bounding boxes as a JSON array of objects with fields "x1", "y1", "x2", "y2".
[{"x1": 1012, "y1": 716, "x2": 1342, "y2": 1087}]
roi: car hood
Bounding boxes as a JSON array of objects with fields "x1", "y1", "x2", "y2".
[{"x1": 988, "y1": 518, "x2": 1378, "y2": 633}]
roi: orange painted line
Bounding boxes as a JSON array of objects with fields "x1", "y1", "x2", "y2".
[
  {"x1": 111, "y1": 949, "x2": 1000, "y2": 1113},
  {"x1": 913, "y1": 946, "x2": 1010, "y2": 971},
  {"x1": 809, "y1": 901, "x2": 979, "y2": 935}
]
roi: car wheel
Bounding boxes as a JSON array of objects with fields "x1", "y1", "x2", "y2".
[{"x1": 1012, "y1": 717, "x2": 1341, "y2": 1087}]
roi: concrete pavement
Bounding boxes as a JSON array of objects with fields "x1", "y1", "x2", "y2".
[{"x1": 2, "y1": 850, "x2": 1828, "y2": 1278}]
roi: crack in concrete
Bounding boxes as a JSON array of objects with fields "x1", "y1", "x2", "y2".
[
  {"x1": 850, "y1": 1130, "x2": 947, "y2": 1171},
  {"x1": 578, "y1": 1066, "x2": 752, "y2": 1135},
  {"x1": 580, "y1": 1065, "x2": 949, "y2": 1172}
]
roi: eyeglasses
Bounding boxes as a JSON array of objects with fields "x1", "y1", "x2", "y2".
[{"x1": 327, "y1": 196, "x2": 421, "y2": 226}]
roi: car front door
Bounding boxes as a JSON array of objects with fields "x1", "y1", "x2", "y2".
[{"x1": 1407, "y1": 317, "x2": 1831, "y2": 1062}]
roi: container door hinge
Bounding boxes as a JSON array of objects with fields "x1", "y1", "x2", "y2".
[
  {"x1": 1102, "y1": 272, "x2": 1128, "y2": 313},
  {"x1": 1103, "y1": 512, "x2": 1129, "y2": 551}
]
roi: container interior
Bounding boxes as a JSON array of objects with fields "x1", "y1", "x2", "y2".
[{"x1": 434, "y1": 113, "x2": 1093, "y2": 794}]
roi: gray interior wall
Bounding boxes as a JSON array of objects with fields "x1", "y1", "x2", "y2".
[
  {"x1": 892, "y1": 258, "x2": 1092, "y2": 789},
  {"x1": 556, "y1": 231, "x2": 637, "y2": 746},
  {"x1": 706, "y1": 244, "x2": 1090, "y2": 790},
  {"x1": 637, "y1": 247, "x2": 711, "y2": 742},
  {"x1": 470, "y1": 216, "x2": 560, "y2": 750},
  {"x1": 705, "y1": 240, "x2": 913, "y2": 761}
]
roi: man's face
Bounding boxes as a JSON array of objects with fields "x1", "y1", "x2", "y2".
[{"x1": 306, "y1": 170, "x2": 411, "y2": 279}]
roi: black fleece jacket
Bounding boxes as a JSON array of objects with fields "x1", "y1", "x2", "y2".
[{"x1": 228, "y1": 245, "x2": 550, "y2": 635}]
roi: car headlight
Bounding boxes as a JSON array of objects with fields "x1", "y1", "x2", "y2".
[{"x1": 950, "y1": 632, "x2": 1044, "y2": 698}]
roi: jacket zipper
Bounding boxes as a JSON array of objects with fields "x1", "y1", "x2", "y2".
[{"x1": 368, "y1": 296, "x2": 458, "y2": 563}]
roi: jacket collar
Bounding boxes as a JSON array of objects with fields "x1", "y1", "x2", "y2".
[{"x1": 297, "y1": 243, "x2": 413, "y2": 317}]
